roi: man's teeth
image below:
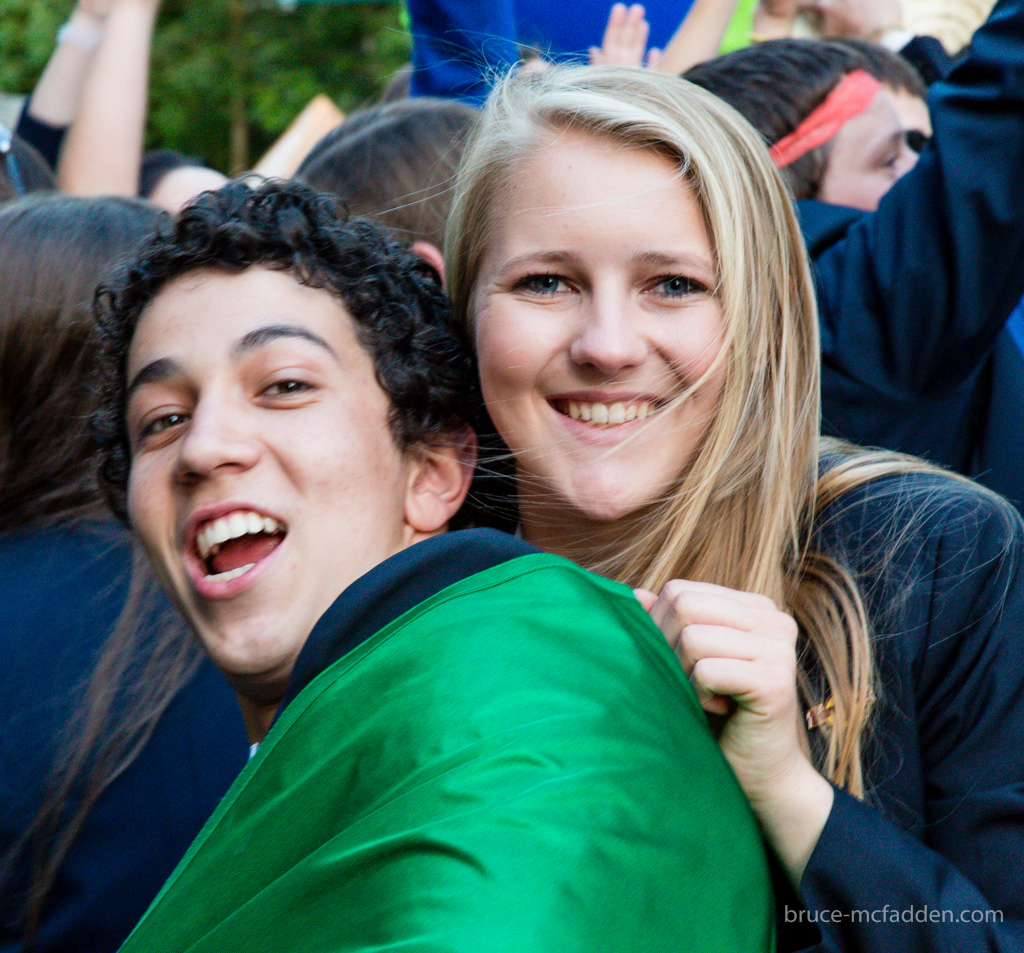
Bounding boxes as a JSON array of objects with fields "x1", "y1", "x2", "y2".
[
  {"x1": 205, "y1": 563, "x2": 256, "y2": 582},
  {"x1": 565, "y1": 400, "x2": 659, "y2": 426},
  {"x1": 196, "y1": 511, "x2": 281, "y2": 560}
]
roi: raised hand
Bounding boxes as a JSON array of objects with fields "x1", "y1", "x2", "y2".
[
  {"x1": 76, "y1": 0, "x2": 115, "y2": 21},
  {"x1": 590, "y1": 3, "x2": 661, "y2": 68}
]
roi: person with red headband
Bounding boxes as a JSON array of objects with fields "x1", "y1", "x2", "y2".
[
  {"x1": 686, "y1": 15, "x2": 1024, "y2": 515},
  {"x1": 687, "y1": 40, "x2": 923, "y2": 211},
  {"x1": 768, "y1": 68, "x2": 884, "y2": 167},
  {"x1": 766, "y1": 67, "x2": 913, "y2": 209}
]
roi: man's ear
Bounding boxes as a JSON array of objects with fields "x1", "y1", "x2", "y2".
[
  {"x1": 404, "y1": 427, "x2": 477, "y2": 535},
  {"x1": 411, "y1": 240, "x2": 446, "y2": 287}
]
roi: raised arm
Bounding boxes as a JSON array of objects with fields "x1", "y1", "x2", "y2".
[
  {"x1": 16, "y1": 0, "x2": 112, "y2": 168},
  {"x1": 57, "y1": 0, "x2": 162, "y2": 196},
  {"x1": 808, "y1": 0, "x2": 1024, "y2": 402},
  {"x1": 657, "y1": 0, "x2": 745, "y2": 74}
]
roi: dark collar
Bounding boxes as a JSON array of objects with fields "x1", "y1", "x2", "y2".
[
  {"x1": 796, "y1": 198, "x2": 865, "y2": 254},
  {"x1": 275, "y1": 528, "x2": 538, "y2": 718}
]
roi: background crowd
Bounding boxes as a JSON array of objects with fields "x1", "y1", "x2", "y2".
[{"x1": 1, "y1": 0, "x2": 1022, "y2": 951}]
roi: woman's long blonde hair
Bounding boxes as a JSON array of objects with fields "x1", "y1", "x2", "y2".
[{"x1": 446, "y1": 65, "x2": 932, "y2": 796}]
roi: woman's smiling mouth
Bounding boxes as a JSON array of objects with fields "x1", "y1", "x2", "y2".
[{"x1": 549, "y1": 397, "x2": 666, "y2": 428}]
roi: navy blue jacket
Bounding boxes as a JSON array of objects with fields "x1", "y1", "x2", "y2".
[
  {"x1": 803, "y1": 0, "x2": 1024, "y2": 510},
  {"x1": 777, "y1": 469, "x2": 1024, "y2": 952},
  {"x1": 0, "y1": 523, "x2": 248, "y2": 953}
]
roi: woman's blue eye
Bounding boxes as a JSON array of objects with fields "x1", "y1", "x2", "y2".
[
  {"x1": 658, "y1": 276, "x2": 702, "y2": 296},
  {"x1": 518, "y1": 274, "x2": 566, "y2": 294}
]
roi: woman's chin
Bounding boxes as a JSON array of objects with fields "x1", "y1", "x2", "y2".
[
  {"x1": 551, "y1": 489, "x2": 660, "y2": 528},
  {"x1": 575, "y1": 497, "x2": 640, "y2": 523},
  {"x1": 518, "y1": 471, "x2": 670, "y2": 536}
]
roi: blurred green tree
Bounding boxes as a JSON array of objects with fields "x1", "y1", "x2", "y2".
[{"x1": 0, "y1": 0, "x2": 410, "y2": 172}]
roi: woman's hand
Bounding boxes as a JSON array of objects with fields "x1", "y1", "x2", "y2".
[
  {"x1": 76, "y1": 0, "x2": 115, "y2": 22},
  {"x1": 636, "y1": 579, "x2": 834, "y2": 884},
  {"x1": 636, "y1": 579, "x2": 805, "y2": 803}
]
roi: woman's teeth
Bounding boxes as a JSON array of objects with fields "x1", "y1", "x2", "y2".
[
  {"x1": 563, "y1": 400, "x2": 659, "y2": 426},
  {"x1": 196, "y1": 511, "x2": 281, "y2": 560}
]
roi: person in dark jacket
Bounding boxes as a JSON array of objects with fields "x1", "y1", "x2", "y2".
[
  {"x1": 445, "y1": 61, "x2": 1024, "y2": 951},
  {"x1": 0, "y1": 195, "x2": 247, "y2": 953},
  {"x1": 686, "y1": 1, "x2": 1024, "y2": 510}
]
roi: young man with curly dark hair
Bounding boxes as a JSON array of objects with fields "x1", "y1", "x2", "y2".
[{"x1": 94, "y1": 179, "x2": 773, "y2": 953}]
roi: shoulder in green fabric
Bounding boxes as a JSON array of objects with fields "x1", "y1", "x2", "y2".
[{"x1": 120, "y1": 553, "x2": 775, "y2": 953}]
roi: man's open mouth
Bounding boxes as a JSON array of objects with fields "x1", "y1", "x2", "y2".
[{"x1": 194, "y1": 510, "x2": 287, "y2": 581}]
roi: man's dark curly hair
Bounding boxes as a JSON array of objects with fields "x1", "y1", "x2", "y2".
[{"x1": 92, "y1": 178, "x2": 482, "y2": 522}]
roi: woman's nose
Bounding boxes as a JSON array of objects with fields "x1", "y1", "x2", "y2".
[{"x1": 568, "y1": 293, "x2": 649, "y2": 373}]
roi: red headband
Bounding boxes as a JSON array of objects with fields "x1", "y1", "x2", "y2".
[{"x1": 769, "y1": 70, "x2": 883, "y2": 169}]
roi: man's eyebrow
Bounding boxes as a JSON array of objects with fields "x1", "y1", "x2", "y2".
[
  {"x1": 232, "y1": 324, "x2": 337, "y2": 359},
  {"x1": 126, "y1": 357, "x2": 179, "y2": 401},
  {"x1": 126, "y1": 325, "x2": 337, "y2": 401}
]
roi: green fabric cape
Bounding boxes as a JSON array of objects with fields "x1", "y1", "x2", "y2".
[{"x1": 119, "y1": 552, "x2": 774, "y2": 952}]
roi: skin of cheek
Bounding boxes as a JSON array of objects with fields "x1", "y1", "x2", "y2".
[{"x1": 473, "y1": 293, "x2": 727, "y2": 525}]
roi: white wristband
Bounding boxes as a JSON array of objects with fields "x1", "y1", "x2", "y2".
[
  {"x1": 879, "y1": 28, "x2": 915, "y2": 51},
  {"x1": 56, "y1": 17, "x2": 104, "y2": 52}
]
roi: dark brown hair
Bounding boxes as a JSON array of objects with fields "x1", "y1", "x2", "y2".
[
  {"x1": 837, "y1": 39, "x2": 927, "y2": 98},
  {"x1": 0, "y1": 195, "x2": 164, "y2": 531},
  {"x1": 296, "y1": 97, "x2": 478, "y2": 249},
  {"x1": 0, "y1": 194, "x2": 175, "y2": 946},
  {"x1": 92, "y1": 179, "x2": 480, "y2": 523}
]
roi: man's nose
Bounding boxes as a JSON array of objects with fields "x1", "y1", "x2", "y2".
[{"x1": 174, "y1": 393, "x2": 261, "y2": 485}]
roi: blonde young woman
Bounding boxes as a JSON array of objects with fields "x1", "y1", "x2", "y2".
[{"x1": 445, "y1": 65, "x2": 1024, "y2": 952}]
